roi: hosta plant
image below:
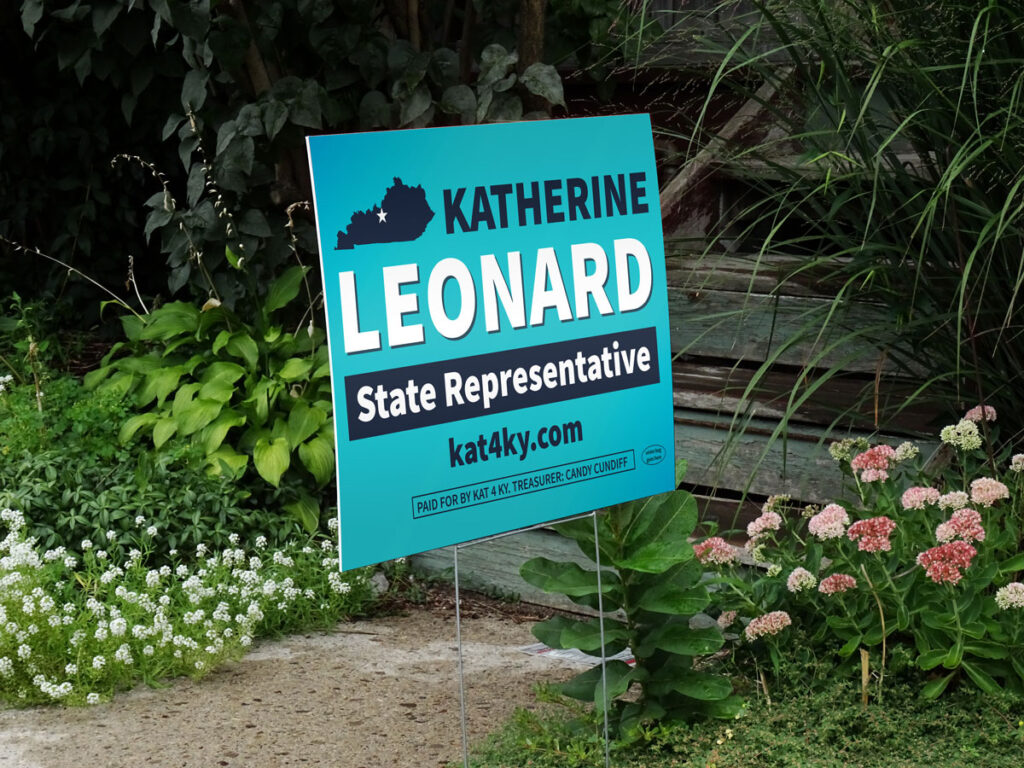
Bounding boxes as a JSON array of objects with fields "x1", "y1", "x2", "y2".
[
  {"x1": 85, "y1": 265, "x2": 333, "y2": 532},
  {"x1": 520, "y1": 462, "x2": 741, "y2": 738}
]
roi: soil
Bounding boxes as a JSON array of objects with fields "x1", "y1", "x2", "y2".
[{"x1": 0, "y1": 590, "x2": 577, "y2": 768}]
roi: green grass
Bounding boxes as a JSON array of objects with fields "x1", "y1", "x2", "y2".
[{"x1": 466, "y1": 680, "x2": 1024, "y2": 767}]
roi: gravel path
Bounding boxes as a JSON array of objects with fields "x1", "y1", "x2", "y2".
[{"x1": 0, "y1": 603, "x2": 575, "y2": 768}]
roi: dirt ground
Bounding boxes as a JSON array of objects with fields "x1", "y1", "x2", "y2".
[{"x1": 0, "y1": 593, "x2": 577, "y2": 768}]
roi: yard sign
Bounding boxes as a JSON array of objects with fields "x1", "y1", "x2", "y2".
[{"x1": 307, "y1": 114, "x2": 674, "y2": 571}]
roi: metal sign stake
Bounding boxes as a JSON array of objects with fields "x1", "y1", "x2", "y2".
[{"x1": 454, "y1": 544, "x2": 471, "y2": 768}]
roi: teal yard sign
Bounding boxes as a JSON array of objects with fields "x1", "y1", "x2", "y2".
[{"x1": 307, "y1": 114, "x2": 674, "y2": 570}]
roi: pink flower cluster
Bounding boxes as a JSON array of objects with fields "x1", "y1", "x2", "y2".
[
  {"x1": 850, "y1": 444, "x2": 896, "y2": 482},
  {"x1": 808, "y1": 504, "x2": 850, "y2": 540},
  {"x1": 786, "y1": 567, "x2": 817, "y2": 593},
  {"x1": 934, "y1": 508, "x2": 985, "y2": 543},
  {"x1": 901, "y1": 486, "x2": 940, "y2": 510},
  {"x1": 847, "y1": 516, "x2": 897, "y2": 552},
  {"x1": 938, "y1": 491, "x2": 970, "y2": 510},
  {"x1": 1011, "y1": 454, "x2": 1024, "y2": 473},
  {"x1": 970, "y1": 477, "x2": 1009, "y2": 507},
  {"x1": 744, "y1": 610, "x2": 792, "y2": 641},
  {"x1": 964, "y1": 404, "x2": 997, "y2": 422},
  {"x1": 916, "y1": 540, "x2": 977, "y2": 585},
  {"x1": 818, "y1": 573, "x2": 857, "y2": 595},
  {"x1": 694, "y1": 536, "x2": 737, "y2": 565},
  {"x1": 995, "y1": 583, "x2": 1024, "y2": 610},
  {"x1": 747, "y1": 511, "x2": 782, "y2": 541},
  {"x1": 717, "y1": 610, "x2": 738, "y2": 629}
]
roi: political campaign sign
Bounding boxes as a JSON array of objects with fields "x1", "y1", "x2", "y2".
[{"x1": 307, "y1": 114, "x2": 674, "y2": 571}]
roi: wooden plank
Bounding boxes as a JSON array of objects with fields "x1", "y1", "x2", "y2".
[
  {"x1": 665, "y1": 252, "x2": 844, "y2": 298},
  {"x1": 672, "y1": 362, "x2": 942, "y2": 433},
  {"x1": 667, "y1": 285, "x2": 891, "y2": 372},
  {"x1": 409, "y1": 527, "x2": 606, "y2": 614},
  {"x1": 675, "y1": 408, "x2": 861, "y2": 502}
]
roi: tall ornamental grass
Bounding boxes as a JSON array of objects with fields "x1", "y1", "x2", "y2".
[{"x1": 660, "y1": 0, "x2": 1024, "y2": 442}]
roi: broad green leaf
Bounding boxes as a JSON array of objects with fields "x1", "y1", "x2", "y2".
[
  {"x1": 560, "y1": 619, "x2": 629, "y2": 653},
  {"x1": 198, "y1": 377, "x2": 237, "y2": 404},
  {"x1": 139, "y1": 302, "x2": 200, "y2": 340},
  {"x1": 613, "y1": 491, "x2": 697, "y2": 572},
  {"x1": 670, "y1": 670, "x2": 732, "y2": 701},
  {"x1": 137, "y1": 366, "x2": 184, "y2": 407},
  {"x1": 964, "y1": 642, "x2": 1009, "y2": 660},
  {"x1": 153, "y1": 417, "x2": 178, "y2": 449},
  {"x1": 298, "y1": 436, "x2": 334, "y2": 486},
  {"x1": 399, "y1": 83, "x2": 432, "y2": 126},
  {"x1": 119, "y1": 412, "x2": 159, "y2": 444},
  {"x1": 200, "y1": 361, "x2": 246, "y2": 385},
  {"x1": 520, "y1": 557, "x2": 617, "y2": 597},
  {"x1": 225, "y1": 244, "x2": 243, "y2": 269},
  {"x1": 265, "y1": 266, "x2": 308, "y2": 314},
  {"x1": 358, "y1": 90, "x2": 390, "y2": 129},
  {"x1": 648, "y1": 624, "x2": 723, "y2": 656},
  {"x1": 284, "y1": 494, "x2": 319, "y2": 534},
  {"x1": 944, "y1": 641, "x2": 963, "y2": 669},
  {"x1": 838, "y1": 634, "x2": 863, "y2": 658},
  {"x1": 916, "y1": 649, "x2": 947, "y2": 670},
  {"x1": 278, "y1": 357, "x2": 313, "y2": 382},
  {"x1": 206, "y1": 446, "x2": 248, "y2": 477},
  {"x1": 694, "y1": 694, "x2": 745, "y2": 720},
  {"x1": 171, "y1": 382, "x2": 201, "y2": 419},
  {"x1": 961, "y1": 661, "x2": 1002, "y2": 694},
  {"x1": 176, "y1": 398, "x2": 222, "y2": 436},
  {"x1": 559, "y1": 664, "x2": 603, "y2": 701},
  {"x1": 532, "y1": 615, "x2": 575, "y2": 649},
  {"x1": 439, "y1": 84, "x2": 476, "y2": 122},
  {"x1": 521, "y1": 62, "x2": 565, "y2": 107},
  {"x1": 181, "y1": 69, "x2": 209, "y2": 111},
  {"x1": 226, "y1": 332, "x2": 259, "y2": 370},
  {"x1": 253, "y1": 436, "x2": 290, "y2": 487},
  {"x1": 638, "y1": 582, "x2": 709, "y2": 615},
  {"x1": 594, "y1": 660, "x2": 634, "y2": 713},
  {"x1": 999, "y1": 553, "x2": 1024, "y2": 573},
  {"x1": 287, "y1": 402, "x2": 327, "y2": 448},
  {"x1": 201, "y1": 410, "x2": 246, "y2": 455},
  {"x1": 920, "y1": 672, "x2": 955, "y2": 700}
]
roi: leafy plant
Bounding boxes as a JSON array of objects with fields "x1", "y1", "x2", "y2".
[
  {"x1": 659, "y1": 0, "x2": 1024, "y2": 443},
  {"x1": 0, "y1": 376, "x2": 279, "y2": 559},
  {"x1": 84, "y1": 265, "x2": 333, "y2": 533},
  {"x1": 519, "y1": 462, "x2": 740, "y2": 739},
  {"x1": 698, "y1": 407, "x2": 1024, "y2": 700}
]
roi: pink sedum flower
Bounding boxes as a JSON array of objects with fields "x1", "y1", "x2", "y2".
[
  {"x1": 747, "y1": 511, "x2": 783, "y2": 541},
  {"x1": 935, "y1": 508, "x2": 985, "y2": 543},
  {"x1": 694, "y1": 537, "x2": 737, "y2": 566},
  {"x1": 818, "y1": 573, "x2": 857, "y2": 595},
  {"x1": 847, "y1": 516, "x2": 897, "y2": 552},
  {"x1": 938, "y1": 491, "x2": 970, "y2": 510},
  {"x1": 916, "y1": 540, "x2": 977, "y2": 585},
  {"x1": 850, "y1": 445, "x2": 896, "y2": 481},
  {"x1": 808, "y1": 504, "x2": 850, "y2": 540},
  {"x1": 744, "y1": 611, "x2": 792, "y2": 641},
  {"x1": 1010, "y1": 454, "x2": 1024, "y2": 473},
  {"x1": 901, "y1": 486, "x2": 940, "y2": 510},
  {"x1": 859, "y1": 468, "x2": 889, "y2": 483},
  {"x1": 717, "y1": 610, "x2": 738, "y2": 629},
  {"x1": 995, "y1": 583, "x2": 1024, "y2": 610},
  {"x1": 786, "y1": 567, "x2": 817, "y2": 593},
  {"x1": 970, "y1": 477, "x2": 1009, "y2": 507},
  {"x1": 964, "y1": 404, "x2": 997, "y2": 422}
]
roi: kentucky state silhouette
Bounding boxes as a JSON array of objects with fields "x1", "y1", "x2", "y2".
[{"x1": 335, "y1": 178, "x2": 434, "y2": 250}]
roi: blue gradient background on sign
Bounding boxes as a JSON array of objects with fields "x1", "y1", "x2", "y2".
[{"x1": 307, "y1": 115, "x2": 674, "y2": 571}]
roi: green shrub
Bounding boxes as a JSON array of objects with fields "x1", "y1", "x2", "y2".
[
  {"x1": 520, "y1": 463, "x2": 740, "y2": 740},
  {"x1": 0, "y1": 375, "x2": 296, "y2": 560}
]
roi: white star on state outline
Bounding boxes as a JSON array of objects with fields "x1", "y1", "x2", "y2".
[{"x1": 377, "y1": 209, "x2": 388, "y2": 223}]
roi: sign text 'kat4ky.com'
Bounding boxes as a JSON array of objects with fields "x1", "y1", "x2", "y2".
[{"x1": 307, "y1": 114, "x2": 674, "y2": 570}]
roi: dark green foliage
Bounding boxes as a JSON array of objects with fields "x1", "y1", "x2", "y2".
[
  {"x1": 84, "y1": 265, "x2": 333, "y2": 533},
  {"x1": 0, "y1": 376, "x2": 295, "y2": 560},
  {"x1": 467, "y1": 678, "x2": 1024, "y2": 768},
  {"x1": 520, "y1": 463, "x2": 740, "y2": 739}
]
